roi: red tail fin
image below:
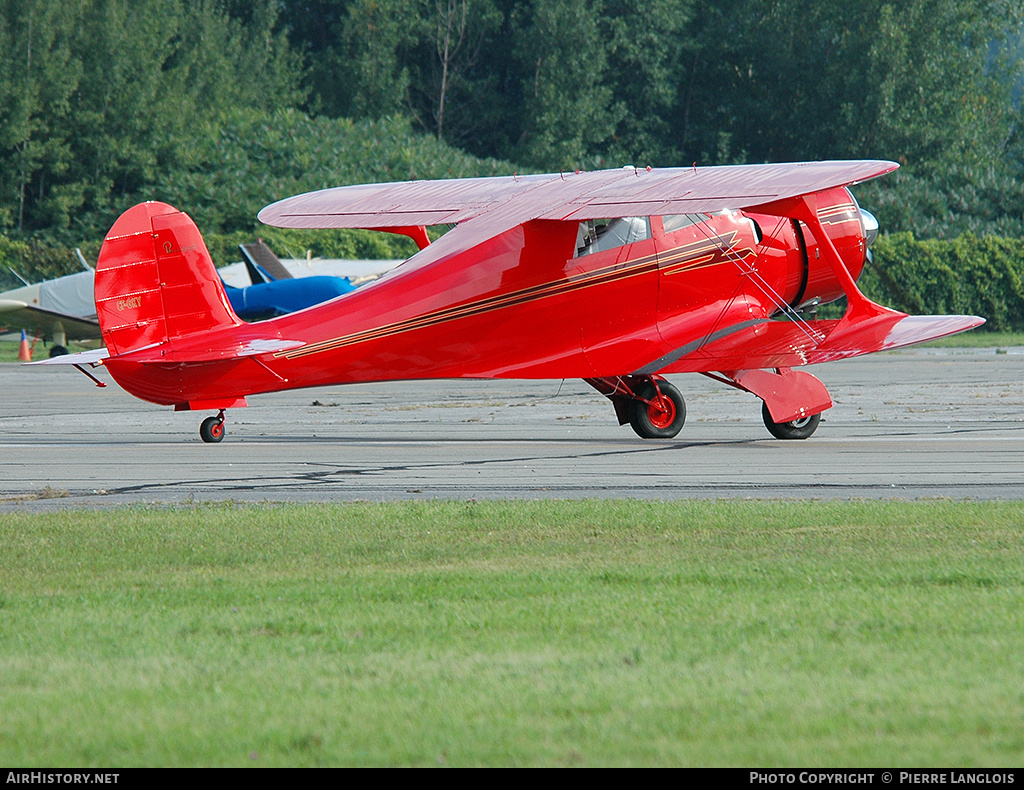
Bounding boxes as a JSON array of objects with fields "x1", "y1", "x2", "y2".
[{"x1": 95, "y1": 202, "x2": 240, "y2": 356}]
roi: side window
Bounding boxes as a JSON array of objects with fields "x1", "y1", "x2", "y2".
[
  {"x1": 662, "y1": 214, "x2": 703, "y2": 234},
  {"x1": 663, "y1": 210, "x2": 763, "y2": 245},
  {"x1": 575, "y1": 217, "x2": 651, "y2": 258}
]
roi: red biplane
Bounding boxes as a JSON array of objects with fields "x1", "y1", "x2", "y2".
[{"x1": 38, "y1": 161, "x2": 983, "y2": 442}]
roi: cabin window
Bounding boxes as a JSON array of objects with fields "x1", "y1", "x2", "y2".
[
  {"x1": 575, "y1": 217, "x2": 651, "y2": 257},
  {"x1": 662, "y1": 214, "x2": 704, "y2": 234}
]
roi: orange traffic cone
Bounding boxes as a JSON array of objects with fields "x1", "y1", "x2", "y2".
[{"x1": 17, "y1": 329, "x2": 32, "y2": 361}]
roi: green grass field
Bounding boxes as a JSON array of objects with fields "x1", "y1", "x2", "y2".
[{"x1": 1, "y1": 500, "x2": 1022, "y2": 767}]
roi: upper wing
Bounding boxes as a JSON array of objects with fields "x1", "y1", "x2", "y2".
[
  {"x1": 535, "y1": 160, "x2": 898, "y2": 221},
  {"x1": 257, "y1": 162, "x2": 897, "y2": 279},
  {"x1": 258, "y1": 172, "x2": 556, "y2": 229},
  {"x1": 258, "y1": 161, "x2": 897, "y2": 230}
]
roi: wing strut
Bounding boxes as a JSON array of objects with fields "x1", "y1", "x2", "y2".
[
  {"x1": 789, "y1": 194, "x2": 869, "y2": 310},
  {"x1": 757, "y1": 193, "x2": 902, "y2": 331}
]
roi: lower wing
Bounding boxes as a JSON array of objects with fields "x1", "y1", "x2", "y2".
[{"x1": 652, "y1": 311, "x2": 984, "y2": 375}]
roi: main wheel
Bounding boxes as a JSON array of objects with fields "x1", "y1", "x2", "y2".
[
  {"x1": 761, "y1": 402, "x2": 820, "y2": 440},
  {"x1": 628, "y1": 381, "x2": 686, "y2": 439},
  {"x1": 200, "y1": 415, "x2": 225, "y2": 443}
]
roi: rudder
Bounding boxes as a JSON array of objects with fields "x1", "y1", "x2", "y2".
[{"x1": 95, "y1": 201, "x2": 240, "y2": 356}]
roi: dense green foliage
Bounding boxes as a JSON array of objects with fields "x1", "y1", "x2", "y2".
[
  {"x1": 283, "y1": 2, "x2": 1023, "y2": 204},
  {"x1": 0, "y1": 0, "x2": 1022, "y2": 317},
  {"x1": 0, "y1": 0, "x2": 302, "y2": 240},
  {"x1": 0, "y1": 110, "x2": 508, "y2": 283},
  {"x1": 286, "y1": 2, "x2": 1022, "y2": 167},
  {"x1": 864, "y1": 233, "x2": 1024, "y2": 331},
  {"x1": 155, "y1": 110, "x2": 513, "y2": 236},
  {"x1": 0, "y1": 233, "x2": 80, "y2": 285}
]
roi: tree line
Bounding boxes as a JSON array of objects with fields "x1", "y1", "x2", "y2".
[
  {"x1": 1, "y1": 0, "x2": 1022, "y2": 254},
  {"x1": 287, "y1": 1, "x2": 1021, "y2": 171}
]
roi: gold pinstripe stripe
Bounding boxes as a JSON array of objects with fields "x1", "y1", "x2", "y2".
[
  {"x1": 816, "y1": 202, "x2": 860, "y2": 227},
  {"x1": 275, "y1": 231, "x2": 744, "y2": 360}
]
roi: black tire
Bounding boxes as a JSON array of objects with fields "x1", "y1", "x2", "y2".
[
  {"x1": 200, "y1": 416, "x2": 225, "y2": 443},
  {"x1": 628, "y1": 381, "x2": 686, "y2": 439},
  {"x1": 761, "y1": 401, "x2": 820, "y2": 440},
  {"x1": 48, "y1": 345, "x2": 68, "y2": 357}
]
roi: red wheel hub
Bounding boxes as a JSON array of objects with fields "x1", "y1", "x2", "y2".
[{"x1": 647, "y1": 394, "x2": 676, "y2": 429}]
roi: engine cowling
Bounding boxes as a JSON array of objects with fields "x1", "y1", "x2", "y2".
[{"x1": 746, "y1": 186, "x2": 874, "y2": 312}]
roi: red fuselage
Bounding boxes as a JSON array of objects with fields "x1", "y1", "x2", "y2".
[{"x1": 104, "y1": 188, "x2": 868, "y2": 407}]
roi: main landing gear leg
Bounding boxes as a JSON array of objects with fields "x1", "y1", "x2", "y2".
[
  {"x1": 585, "y1": 375, "x2": 686, "y2": 439},
  {"x1": 199, "y1": 410, "x2": 226, "y2": 443},
  {"x1": 702, "y1": 368, "x2": 831, "y2": 440}
]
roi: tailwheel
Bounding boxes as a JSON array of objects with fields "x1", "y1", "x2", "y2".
[
  {"x1": 628, "y1": 380, "x2": 686, "y2": 439},
  {"x1": 200, "y1": 412, "x2": 226, "y2": 443},
  {"x1": 761, "y1": 402, "x2": 820, "y2": 440}
]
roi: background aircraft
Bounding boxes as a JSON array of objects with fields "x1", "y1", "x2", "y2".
[
  {"x1": 35, "y1": 161, "x2": 983, "y2": 442},
  {"x1": 220, "y1": 240, "x2": 360, "y2": 322},
  {"x1": 0, "y1": 265, "x2": 98, "y2": 356},
  {"x1": 1, "y1": 241, "x2": 397, "y2": 355}
]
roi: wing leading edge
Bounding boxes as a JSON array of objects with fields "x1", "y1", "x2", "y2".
[
  {"x1": 258, "y1": 162, "x2": 897, "y2": 230},
  {"x1": 258, "y1": 162, "x2": 898, "y2": 261}
]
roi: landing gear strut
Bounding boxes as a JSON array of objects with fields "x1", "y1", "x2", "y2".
[
  {"x1": 586, "y1": 375, "x2": 686, "y2": 439},
  {"x1": 628, "y1": 380, "x2": 686, "y2": 439},
  {"x1": 199, "y1": 410, "x2": 226, "y2": 443}
]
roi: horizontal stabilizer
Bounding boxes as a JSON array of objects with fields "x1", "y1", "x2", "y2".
[
  {"x1": 26, "y1": 337, "x2": 306, "y2": 367},
  {"x1": 113, "y1": 337, "x2": 305, "y2": 363},
  {"x1": 26, "y1": 347, "x2": 110, "y2": 366}
]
